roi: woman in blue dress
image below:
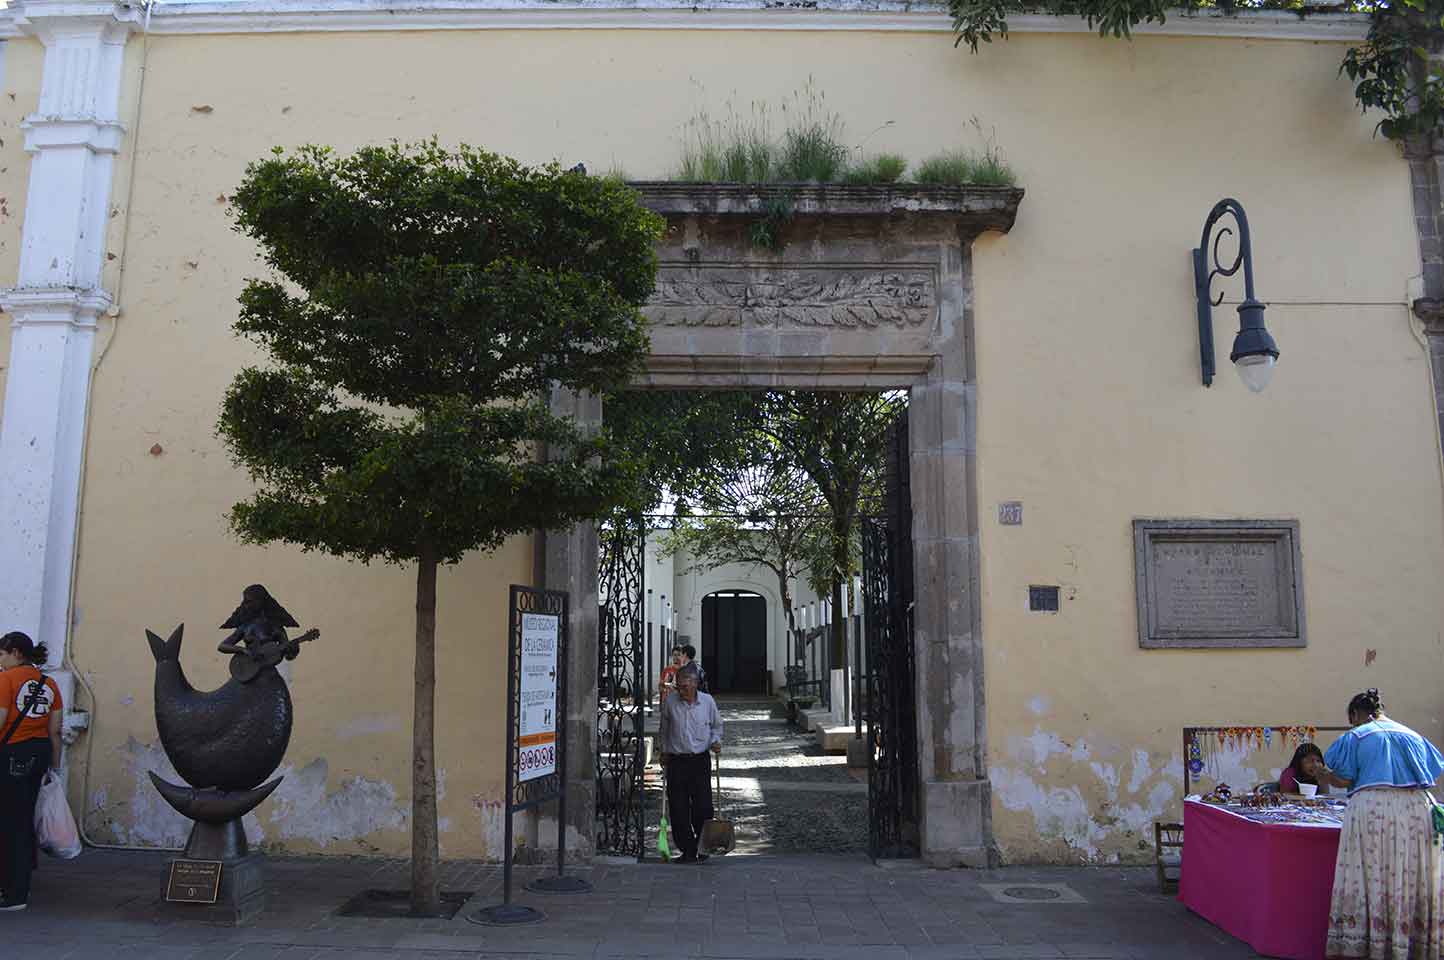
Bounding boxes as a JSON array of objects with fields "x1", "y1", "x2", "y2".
[{"x1": 1307, "y1": 689, "x2": 1444, "y2": 959}]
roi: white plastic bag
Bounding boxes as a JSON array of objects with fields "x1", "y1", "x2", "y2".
[{"x1": 34, "y1": 769, "x2": 81, "y2": 859}]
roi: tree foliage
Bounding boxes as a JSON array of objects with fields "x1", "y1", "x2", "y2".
[
  {"x1": 222, "y1": 142, "x2": 662, "y2": 565},
  {"x1": 660, "y1": 455, "x2": 829, "y2": 635},
  {"x1": 947, "y1": 0, "x2": 1444, "y2": 142},
  {"x1": 604, "y1": 390, "x2": 765, "y2": 513},
  {"x1": 641, "y1": 390, "x2": 904, "y2": 664},
  {"x1": 757, "y1": 392, "x2": 904, "y2": 664},
  {"x1": 219, "y1": 141, "x2": 662, "y2": 913}
]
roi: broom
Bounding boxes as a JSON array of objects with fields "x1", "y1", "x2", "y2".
[{"x1": 657, "y1": 762, "x2": 672, "y2": 861}]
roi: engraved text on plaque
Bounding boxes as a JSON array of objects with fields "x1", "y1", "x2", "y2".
[{"x1": 1134, "y1": 520, "x2": 1304, "y2": 648}]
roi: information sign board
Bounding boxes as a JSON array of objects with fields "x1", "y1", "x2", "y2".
[{"x1": 517, "y1": 612, "x2": 559, "y2": 782}]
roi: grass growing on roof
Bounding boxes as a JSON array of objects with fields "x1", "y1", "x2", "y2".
[
  {"x1": 774, "y1": 84, "x2": 849, "y2": 182},
  {"x1": 676, "y1": 102, "x2": 774, "y2": 183},
  {"x1": 914, "y1": 118, "x2": 1016, "y2": 187},
  {"x1": 670, "y1": 95, "x2": 1014, "y2": 188},
  {"x1": 843, "y1": 153, "x2": 908, "y2": 185}
]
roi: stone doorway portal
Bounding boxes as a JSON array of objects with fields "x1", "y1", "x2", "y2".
[{"x1": 551, "y1": 182, "x2": 1023, "y2": 867}]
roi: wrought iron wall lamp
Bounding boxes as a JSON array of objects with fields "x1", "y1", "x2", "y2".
[{"x1": 1194, "y1": 198, "x2": 1280, "y2": 392}]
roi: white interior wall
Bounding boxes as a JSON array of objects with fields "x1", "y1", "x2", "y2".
[{"x1": 648, "y1": 529, "x2": 826, "y2": 694}]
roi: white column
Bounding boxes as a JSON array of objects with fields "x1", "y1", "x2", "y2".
[{"x1": 0, "y1": 1, "x2": 137, "y2": 704}]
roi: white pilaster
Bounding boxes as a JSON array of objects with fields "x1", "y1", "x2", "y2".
[{"x1": 0, "y1": 1, "x2": 137, "y2": 686}]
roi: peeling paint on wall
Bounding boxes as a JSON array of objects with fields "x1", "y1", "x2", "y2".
[
  {"x1": 266, "y1": 758, "x2": 406, "y2": 848},
  {"x1": 992, "y1": 726, "x2": 1181, "y2": 863},
  {"x1": 101, "y1": 737, "x2": 263, "y2": 847},
  {"x1": 474, "y1": 795, "x2": 505, "y2": 860}
]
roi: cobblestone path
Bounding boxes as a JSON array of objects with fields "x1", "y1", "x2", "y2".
[{"x1": 646, "y1": 697, "x2": 868, "y2": 857}]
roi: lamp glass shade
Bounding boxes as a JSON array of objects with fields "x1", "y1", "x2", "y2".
[{"x1": 1234, "y1": 353, "x2": 1276, "y2": 393}]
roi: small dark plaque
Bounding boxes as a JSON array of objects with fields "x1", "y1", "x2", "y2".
[
  {"x1": 1028, "y1": 585, "x2": 1060, "y2": 612},
  {"x1": 166, "y1": 859, "x2": 222, "y2": 904},
  {"x1": 999, "y1": 501, "x2": 1023, "y2": 526}
]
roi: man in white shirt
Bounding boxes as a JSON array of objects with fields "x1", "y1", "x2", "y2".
[{"x1": 657, "y1": 662, "x2": 722, "y2": 863}]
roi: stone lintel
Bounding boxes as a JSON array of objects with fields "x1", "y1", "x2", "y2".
[
  {"x1": 628, "y1": 182, "x2": 1024, "y2": 236},
  {"x1": 638, "y1": 353, "x2": 934, "y2": 389}
]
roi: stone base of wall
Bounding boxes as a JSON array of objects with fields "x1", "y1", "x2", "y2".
[{"x1": 922, "y1": 778, "x2": 991, "y2": 868}]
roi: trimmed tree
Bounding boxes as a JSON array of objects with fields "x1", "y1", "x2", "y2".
[{"x1": 218, "y1": 142, "x2": 662, "y2": 915}]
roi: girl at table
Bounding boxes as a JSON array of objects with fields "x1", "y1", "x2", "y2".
[
  {"x1": 1306, "y1": 688, "x2": 1444, "y2": 959},
  {"x1": 1278, "y1": 742, "x2": 1329, "y2": 795}
]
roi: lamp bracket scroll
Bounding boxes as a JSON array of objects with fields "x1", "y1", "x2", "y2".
[{"x1": 1192, "y1": 198, "x2": 1279, "y2": 391}]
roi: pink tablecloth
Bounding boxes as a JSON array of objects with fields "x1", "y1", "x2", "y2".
[{"x1": 1180, "y1": 799, "x2": 1341, "y2": 960}]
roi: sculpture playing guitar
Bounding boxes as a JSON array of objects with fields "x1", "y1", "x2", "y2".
[{"x1": 147, "y1": 585, "x2": 319, "y2": 863}]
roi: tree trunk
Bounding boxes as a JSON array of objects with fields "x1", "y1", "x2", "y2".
[
  {"x1": 829, "y1": 510, "x2": 849, "y2": 666},
  {"x1": 778, "y1": 568, "x2": 797, "y2": 665},
  {"x1": 411, "y1": 541, "x2": 441, "y2": 915}
]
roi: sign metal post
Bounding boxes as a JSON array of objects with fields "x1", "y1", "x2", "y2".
[{"x1": 469, "y1": 585, "x2": 588, "y2": 926}]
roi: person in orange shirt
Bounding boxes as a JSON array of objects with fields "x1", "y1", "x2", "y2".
[{"x1": 0, "y1": 631, "x2": 64, "y2": 911}]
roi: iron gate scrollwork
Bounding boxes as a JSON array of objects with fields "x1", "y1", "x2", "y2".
[
  {"x1": 862, "y1": 413, "x2": 920, "y2": 860},
  {"x1": 596, "y1": 513, "x2": 646, "y2": 859}
]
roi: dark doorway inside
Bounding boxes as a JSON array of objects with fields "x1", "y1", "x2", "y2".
[{"x1": 700, "y1": 591, "x2": 768, "y2": 694}]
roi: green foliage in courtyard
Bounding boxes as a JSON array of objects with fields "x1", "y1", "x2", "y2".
[
  {"x1": 627, "y1": 389, "x2": 906, "y2": 663},
  {"x1": 218, "y1": 140, "x2": 662, "y2": 916},
  {"x1": 946, "y1": 0, "x2": 1444, "y2": 142}
]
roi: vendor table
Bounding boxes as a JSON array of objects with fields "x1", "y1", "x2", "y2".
[{"x1": 1180, "y1": 798, "x2": 1342, "y2": 960}]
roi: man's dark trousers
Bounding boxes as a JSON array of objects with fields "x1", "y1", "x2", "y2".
[{"x1": 665, "y1": 753, "x2": 713, "y2": 859}]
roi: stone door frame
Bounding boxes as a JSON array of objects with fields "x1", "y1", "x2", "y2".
[{"x1": 549, "y1": 183, "x2": 1022, "y2": 867}]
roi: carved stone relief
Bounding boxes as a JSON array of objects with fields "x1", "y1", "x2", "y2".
[{"x1": 644, "y1": 264, "x2": 936, "y2": 329}]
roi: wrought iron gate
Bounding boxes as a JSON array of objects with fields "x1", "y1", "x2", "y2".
[
  {"x1": 596, "y1": 513, "x2": 646, "y2": 858},
  {"x1": 862, "y1": 414, "x2": 920, "y2": 860}
]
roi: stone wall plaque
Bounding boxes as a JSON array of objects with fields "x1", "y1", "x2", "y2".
[
  {"x1": 644, "y1": 264, "x2": 937, "y2": 329},
  {"x1": 1133, "y1": 519, "x2": 1305, "y2": 648}
]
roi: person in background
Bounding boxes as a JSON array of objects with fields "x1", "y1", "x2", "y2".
[
  {"x1": 681, "y1": 644, "x2": 708, "y2": 691},
  {"x1": 659, "y1": 646, "x2": 683, "y2": 704},
  {"x1": 1305, "y1": 688, "x2": 1444, "y2": 958},
  {"x1": 656, "y1": 663, "x2": 721, "y2": 864},
  {"x1": 1278, "y1": 742, "x2": 1329, "y2": 795},
  {"x1": 0, "y1": 630, "x2": 64, "y2": 912}
]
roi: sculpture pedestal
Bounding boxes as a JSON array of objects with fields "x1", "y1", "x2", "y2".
[
  {"x1": 157, "y1": 808, "x2": 268, "y2": 924},
  {"x1": 160, "y1": 853, "x2": 266, "y2": 925}
]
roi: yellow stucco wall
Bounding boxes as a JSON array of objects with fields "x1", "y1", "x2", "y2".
[
  {"x1": 966, "y1": 36, "x2": 1440, "y2": 862},
  {"x1": 15, "y1": 22, "x2": 1436, "y2": 860}
]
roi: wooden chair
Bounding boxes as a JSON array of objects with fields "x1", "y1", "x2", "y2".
[{"x1": 1154, "y1": 821, "x2": 1184, "y2": 893}]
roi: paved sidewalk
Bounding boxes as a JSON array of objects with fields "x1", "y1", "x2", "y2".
[{"x1": 7, "y1": 849, "x2": 1268, "y2": 960}]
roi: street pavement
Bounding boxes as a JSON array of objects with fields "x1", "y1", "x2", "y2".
[
  {"x1": 6, "y1": 699, "x2": 1271, "y2": 959},
  {"x1": 5, "y1": 847, "x2": 1270, "y2": 959},
  {"x1": 645, "y1": 698, "x2": 867, "y2": 857}
]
